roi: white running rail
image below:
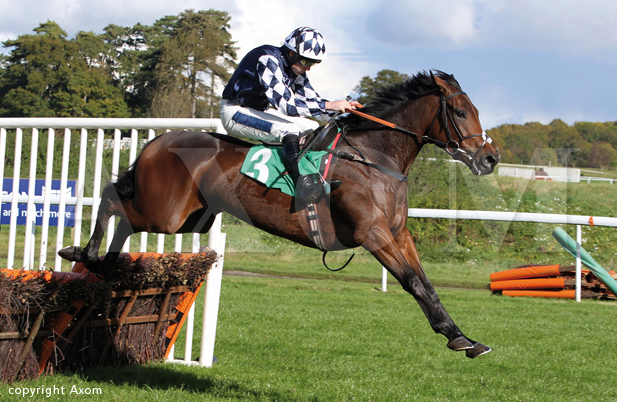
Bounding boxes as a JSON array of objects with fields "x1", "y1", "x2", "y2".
[{"x1": 381, "y1": 208, "x2": 617, "y2": 302}]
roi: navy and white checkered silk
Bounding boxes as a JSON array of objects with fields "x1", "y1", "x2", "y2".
[{"x1": 257, "y1": 54, "x2": 326, "y2": 117}]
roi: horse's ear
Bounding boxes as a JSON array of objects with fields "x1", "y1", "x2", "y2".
[{"x1": 430, "y1": 70, "x2": 449, "y2": 94}]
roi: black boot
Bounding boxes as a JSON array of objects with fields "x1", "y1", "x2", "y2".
[{"x1": 281, "y1": 134, "x2": 322, "y2": 203}]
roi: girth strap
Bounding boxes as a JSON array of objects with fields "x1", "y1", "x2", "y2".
[
  {"x1": 305, "y1": 201, "x2": 355, "y2": 272},
  {"x1": 306, "y1": 203, "x2": 326, "y2": 251}
]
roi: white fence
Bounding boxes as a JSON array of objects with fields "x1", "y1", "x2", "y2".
[
  {"x1": 396, "y1": 208, "x2": 617, "y2": 302},
  {"x1": 1, "y1": 117, "x2": 225, "y2": 366},
  {"x1": 1, "y1": 117, "x2": 225, "y2": 271}
]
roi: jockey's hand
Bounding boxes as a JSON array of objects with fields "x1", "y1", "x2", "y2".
[{"x1": 325, "y1": 99, "x2": 358, "y2": 113}]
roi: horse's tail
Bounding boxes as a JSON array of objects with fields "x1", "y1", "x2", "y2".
[
  {"x1": 110, "y1": 134, "x2": 165, "y2": 201},
  {"x1": 113, "y1": 170, "x2": 136, "y2": 200}
]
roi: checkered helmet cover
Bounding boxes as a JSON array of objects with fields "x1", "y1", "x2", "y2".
[{"x1": 283, "y1": 27, "x2": 327, "y2": 61}]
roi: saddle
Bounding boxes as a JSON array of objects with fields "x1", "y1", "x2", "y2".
[{"x1": 299, "y1": 120, "x2": 341, "y2": 157}]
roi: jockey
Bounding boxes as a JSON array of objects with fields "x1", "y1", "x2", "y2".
[{"x1": 221, "y1": 27, "x2": 359, "y2": 202}]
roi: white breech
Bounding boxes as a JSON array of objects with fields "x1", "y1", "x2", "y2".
[{"x1": 220, "y1": 100, "x2": 319, "y2": 142}]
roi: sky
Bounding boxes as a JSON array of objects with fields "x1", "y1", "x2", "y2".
[{"x1": 1, "y1": 0, "x2": 616, "y2": 129}]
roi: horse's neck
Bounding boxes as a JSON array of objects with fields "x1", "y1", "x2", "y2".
[{"x1": 351, "y1": 101, "x2": 428, "y2": 176}]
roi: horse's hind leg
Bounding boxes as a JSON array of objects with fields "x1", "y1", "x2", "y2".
[
  {"x1": 58, "y1": 183, "x2": 121, "y2": 268},
  {"x1": 86, "y1": 218, "x2": 133, "y2": 275}
]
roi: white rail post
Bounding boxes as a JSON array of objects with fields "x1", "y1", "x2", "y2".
[
  {"x1": 7, "y1": 128, "x2": 23, "y2": 269},
  {"x1": 23, "y1": 128, "x2": 39, "y2": 270},
  {"x1": 158, "y1": 129, "x2": 172, "y2": 255},
  {"x1": 73, "y1": 128, "x2": 88, "y2": 254},
  {"x1": 39, "y1": 129, "x2": 55, "y2": 269},
  {"x1": 382, "y1": 267, "x2": 388, "y2": 292},
  {"x1": 54, "y1": 128, "x2": 72, "y2": 271},
  {"x1": 107, "y1": 128, "x2": 121, "y2": 252},
  {"x1": 123, "y1": 129, "x2": 139, "y2": 253},
  {"x1": 90, "y1": 128, "x2": 104, "y2": 236},
  {"x1": 0, "y1": 129, "x2": 6, "y2": 267},
  {"x1": 141, "y1": 129, "x2": 156, "y2": 252},
  {"x1": 575, "y1": 225, "x2": 582, "y2": 303},
  {"x1": 200, "y1": 213, "x2": 225, "y2": 367},
  {"x1": 0, "y1": 128, "x2": 6, "y2": 202}
]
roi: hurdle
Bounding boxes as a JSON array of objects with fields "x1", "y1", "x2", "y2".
[{"x1": 0, "y1": 250, "x2": 217, "y2": 382}]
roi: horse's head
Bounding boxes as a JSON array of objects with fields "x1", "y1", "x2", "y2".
[{"x1": 426, "y1": 71, "x2": 500, "y2": 175}]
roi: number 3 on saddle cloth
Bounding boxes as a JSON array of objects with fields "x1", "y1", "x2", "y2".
[
  {"x1": 240, "y1": 128, "x2": 343, "y2": 199},
  {"x1": 240, "y1": 128, "x2": 353, "y2": 261}
]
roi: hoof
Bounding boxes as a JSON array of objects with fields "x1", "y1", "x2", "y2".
[
  {"x1": 58, "y1": 246, "x2": 83, "y2": 262},
  {"x1": 447, "y1": 336, "x2": 474, "y2": 351},
  {"x1": 465, "y1": 342, "x2": 492, "y2": 359}
]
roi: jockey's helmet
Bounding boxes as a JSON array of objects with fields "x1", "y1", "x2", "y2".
[{"x1": 283, "y1": 27, "x2": 327, "y2": 63}]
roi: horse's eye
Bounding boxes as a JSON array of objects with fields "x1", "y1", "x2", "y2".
[{"x1": 454, "y1": 109, "x2": 466, "y2": 118}]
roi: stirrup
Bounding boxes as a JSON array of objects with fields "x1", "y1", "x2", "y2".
[
  {"x1": 296, "y1": 174, "x2": 322, "y2": 203},
  {"x1": 329, "y1": 179, "x2": 342, "y2": 191}
]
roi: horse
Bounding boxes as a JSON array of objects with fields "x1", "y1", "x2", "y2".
[{"x1": 59, "y1": 70, "x2": 500, "y2": 358}]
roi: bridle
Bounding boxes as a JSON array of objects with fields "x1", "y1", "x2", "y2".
[
  {"x1": 348, "y1": 90, "x2": 493, "y2": 163},
  {"x1": 426, "y1": 91, "x2": 493, "y2": 160}
]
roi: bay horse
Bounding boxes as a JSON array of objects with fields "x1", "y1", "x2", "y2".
[{"x1": 60, "y1": 71, "x2": 500, "y2": 358}]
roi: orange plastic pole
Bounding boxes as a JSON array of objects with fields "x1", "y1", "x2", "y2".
[
  {"x1": 490, "y1": 265, "x2": 562, "y2": 281},
  {"x1": 0, "y1": 268, "x2": 89, "y2": 284},
  {"x1": 502, "y1": 290, "x2": 576, "y2": 299},
  {"x1": 163, "y1": 281, "x2": 205, "y2": 359},
  {"x1": 490, "y1": 277, "x2": 567, "y2": 290}
]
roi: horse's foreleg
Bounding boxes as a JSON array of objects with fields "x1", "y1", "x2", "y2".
[
  {"x1": 364, "y1": 222, "x2": 489, "y2": 357},
  {"x1": 393, "y1": 228, "x2": 491, "y2": 358}
]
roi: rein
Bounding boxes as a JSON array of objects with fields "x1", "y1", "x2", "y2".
[{"x1": 348, "y1": 91, "x2": 493, "y2": 163}]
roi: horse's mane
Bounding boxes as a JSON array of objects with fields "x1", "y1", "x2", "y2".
[{"x1": 339, "y1": 70, "x2": 461, "y2": 128}]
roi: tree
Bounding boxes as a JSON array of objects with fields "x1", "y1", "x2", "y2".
[
  {"x1": 0, "y1": 10, "x2": 237, "y2": 119},
  {"x1": 0, "y1": 21, "x2": 128, "y2": 117},
  {"x1": 148, "y1": 9, "x2": 236, "y2": 118},
  {"x1": 586, "y1": 142, "x2": 617, "y2": 169},
  {"x1": 353, "y1": 69, "x2": 410, "y2": 105},
  {"x1": 547, "y1": 119, "x2": 590, "y2": 166},
  {"x1": 100, "y1": 22, "x2": 162, "y2": 116}
]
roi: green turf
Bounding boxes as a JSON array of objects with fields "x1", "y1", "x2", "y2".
[{"x1": 1, "y1": 275, "x2": 616, "y2": 401}]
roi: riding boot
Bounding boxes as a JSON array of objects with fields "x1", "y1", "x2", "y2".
[{"x1": 281, "y1": 134, "x2": 322, "y2": 203}]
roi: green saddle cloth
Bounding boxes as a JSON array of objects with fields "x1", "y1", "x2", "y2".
[{"x1": 240, "y1": 145, "x2": 328, "y2": 197}]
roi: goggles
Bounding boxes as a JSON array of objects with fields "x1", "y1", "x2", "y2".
[{"x1": 299, "y1": 57, "x2": 321, "y2": 68}]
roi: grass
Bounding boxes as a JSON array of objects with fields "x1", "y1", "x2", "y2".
[
  {"x1": 3, "y1": 154, "x2": 617, "y2": 399},
  {"x1": 1, "y1": 275, "x2": 616, "y2": 401}
]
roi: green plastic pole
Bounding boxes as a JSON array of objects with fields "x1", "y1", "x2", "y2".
[{"x1": 552, "y1": 227, "x2": 617, "y2": 297}]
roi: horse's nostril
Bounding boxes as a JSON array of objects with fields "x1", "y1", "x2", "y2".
[{"x1": 483, "y1": 154, "x2": 498, "y2": 167}]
